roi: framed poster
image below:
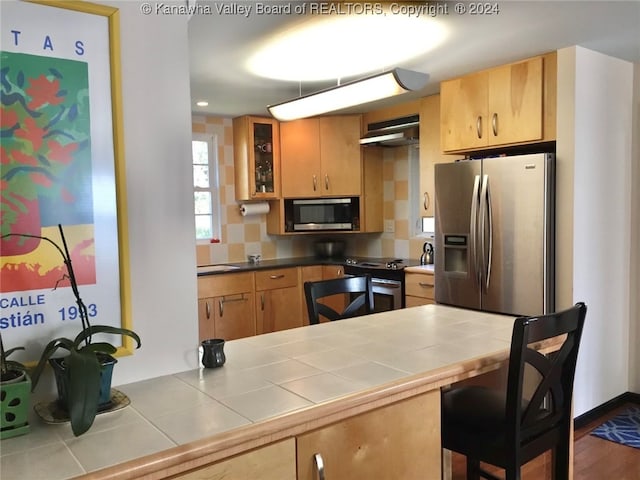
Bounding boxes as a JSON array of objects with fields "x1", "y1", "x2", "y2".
[{"x1": 0, "y1": 1, "x2": 132, "y2": 361}]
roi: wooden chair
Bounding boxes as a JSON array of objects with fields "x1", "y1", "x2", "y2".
[
  {"x1": 441, "y1": 302, "x2": 587, "y2": 480},
  {"x1": 304, "y1": 275, "x2": 374, "y2": 325}
]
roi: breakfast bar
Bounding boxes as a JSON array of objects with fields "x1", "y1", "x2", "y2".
[{"x1": 4, "y1": 305, "x2": 550, "y2": 480}]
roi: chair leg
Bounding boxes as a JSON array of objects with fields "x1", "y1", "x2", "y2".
[
  {"x1": 466, "y1": 457, "x2": 481, "y2": 480},
  {"x1": 504, "y1": 467, "x2": 521, "y2": 480},
  {"x1": 552, "y1": 442, "x2": 571, "y2": 480}
]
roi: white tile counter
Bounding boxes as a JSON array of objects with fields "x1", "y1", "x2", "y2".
[{"x1": 0, "y1": 305, "x2": 519, "y2": 480}]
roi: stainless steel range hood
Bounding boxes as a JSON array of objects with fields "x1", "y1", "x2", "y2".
[{"x1": 359, "y1": 114, "x2": 420, "y2": 147}]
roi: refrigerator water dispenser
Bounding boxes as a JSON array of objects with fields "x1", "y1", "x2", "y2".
[{"x1": 443, "y1": 235, "x2": 468, "y2": 274}]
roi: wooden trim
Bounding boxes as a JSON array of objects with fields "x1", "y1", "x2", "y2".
[{"x1": 574, "y1": 391, "x2": 640, "y2": 429}]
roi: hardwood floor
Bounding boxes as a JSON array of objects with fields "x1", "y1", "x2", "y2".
[{"x1": 450, "y1": 403, "x2": 640, "y2": 480}]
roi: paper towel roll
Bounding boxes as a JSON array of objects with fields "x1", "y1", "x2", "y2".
[{"x1": 239, "y1": 202, "x2": 270, "y2": 216}]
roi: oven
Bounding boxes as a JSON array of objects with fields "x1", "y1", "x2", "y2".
[{"x1": 343, "y1": 259, "x2": 407, "y2": 312}]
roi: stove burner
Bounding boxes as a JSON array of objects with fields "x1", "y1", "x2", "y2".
[{"x1": 344, "y1": 258, "x2": 406, "y2": 270}]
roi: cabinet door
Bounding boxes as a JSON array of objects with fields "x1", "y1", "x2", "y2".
[
  {"x1": 419, "y1": 95, "x2": 462, "y2": 217},
  {"x1": 488, "y1": 57, "x2": 543, "y2": 146},
  {"x1": 440, "y1": 71, "x2": 488, "y2": 152},
  {"x1": 198, "y1": 298, "x2": 215, "y2": 342},
  {"x1": 405, "y1": 272, "x2": 435, "y2": 299},
  {"x1": 174, "y1": 438, "x2": 296, "y2": 480},
  {"x1": 297, "y1": 390, "x2": 441, "y2": 480},
  {"x1": 256, "y1": 268, "x2": 301, "y2": 334},
  {"x1": 257, "y1": 286, "x2": 302, "y2": 334},
  {"x1": 280, "y1": 119, "x2": 321, "y2": 197},
  {"x1": 300, "y1": 266, "x2": 324, "y2": 325},
  {"x1": 215, "y1": 293, "x2": 256, "y2": 340},
  {"x1": 319, "y1": 116, "x2": 362, "y2": 196},
  {"x1": 319, "y1": 265, "x2": 346, "y2": 321},
  {"x1": 233, "y1": 116, "x2": 280, "y2": 201}
]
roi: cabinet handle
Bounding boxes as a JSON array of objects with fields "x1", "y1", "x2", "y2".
[
  {"x1": 313, "y1": 453, "x2": 325, "y2": 480},
  {"x1": 419, "y1": 281, "x2": 434, "y2": 288},
  {"x1": 337, "y1": 267, "x2": 343, "y2": 276},
  {"x1": 219, "y1": 295, "x2": 247, "y2": 316},
  {"x1": 476, "y1": 116, "x2": 483, "y2": 139},
  {"x1": 269, "y1": 274, "x2": 285, "y2": 280},
  {"x1": 491, "y1": 112, "x2": 498, "y2": 136},
  {"x1": 423, "y1": 192, "x2": 430, "y2": 211},
  {"x1": 260, "y1": 292, "x2": 265, "y2": 311},
  {"x1": 324, "y1": 174, "x2": 329, "y2": 190},
  {"x1": 313, "y1": 175, "x2": 317, "y2": 191},
  {"x1": 205, "y1": 301, "x2": 211, "y2": 319}
]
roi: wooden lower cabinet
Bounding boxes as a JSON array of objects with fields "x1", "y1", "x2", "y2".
[
  {"x1": 297, "y1": 390, "x2": 441, "y2": 480},
  {"x1": 197, "y1": 272, "x2": 256, "y2": 341},
  {"x1": 256, "y1": 268, "x2": 302, "y2": 334},
  {"x1": 405, "y1": 270, "x2": 436, "y2": 307},
  {"x1": 173, "y1": 438, "x2": 296, "y2": 480}
]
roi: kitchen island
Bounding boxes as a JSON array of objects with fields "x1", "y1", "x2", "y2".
[{"x1": 2, "y1": 305, "x2": 548, "y2": 480}]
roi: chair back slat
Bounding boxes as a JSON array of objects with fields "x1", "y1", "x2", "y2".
[
  {"x1": 505, "y1": 302, "x2": 587, "y2": 444},
  {"x1": 304, "y1": 275, "x2": 374, "y2": 325}
]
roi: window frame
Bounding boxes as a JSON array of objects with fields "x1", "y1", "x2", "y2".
[{"x1": 192, "y1": 133, "x2": 221, "y2": 243}]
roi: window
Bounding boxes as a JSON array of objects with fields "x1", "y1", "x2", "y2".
[{"x1": 192, "y1": 134, "x2": 221, "y2": 241}]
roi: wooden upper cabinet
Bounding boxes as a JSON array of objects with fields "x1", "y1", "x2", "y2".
[
  {"x1": 233, "y1": 116, "x2": 281, "y2": 200},
  {"x1": 280, "y1": 115, "x2": 361, "y2": 197},
  {"x1": 318, "y1": 116, "x2": 362, "y2": 196},
  {"x1": 440, "y1": 71, "x2": 489, "y2": 152},
  {"x1": 488, "y1": 58, "x2": 543, "y2": 145},
  {"x1": 280, "y1": 119, "x2": 321, "y2": 197},
  {"x1": 440, "y1": 56, "x2": 547, "y2": 153},
  {"x1": 419, "y1": 94, "x2": 462, "y2": 217}
]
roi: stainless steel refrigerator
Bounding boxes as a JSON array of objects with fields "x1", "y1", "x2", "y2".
[{"x1": 434, "y1": 153, "x2": 554, "y2": 316}]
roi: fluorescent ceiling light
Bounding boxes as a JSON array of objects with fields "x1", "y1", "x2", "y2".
[
  {"x1": 247, "y1": 15, "x2": 446, "y2": 82},
  {"x1": 268, "y1": 68, "x2": 428, "y2": 122}
]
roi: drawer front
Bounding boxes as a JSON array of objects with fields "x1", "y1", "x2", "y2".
[
  {"x1": 255, "y1": 267, "x2": 298, "y2": 291},
  {"x1": 198, "y1": 272, "x2": 254, "y2": 298},
  {"x1": 405, "y1": 272, "x2": 435, "y2": 299}
]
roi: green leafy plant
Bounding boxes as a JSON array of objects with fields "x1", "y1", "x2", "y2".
[
  {"x1": 0, "y1": 332, "x2": 27, "y2": 384},
  {"x1": 1, "y1": 224, "x2": 141, "y2": 436}
]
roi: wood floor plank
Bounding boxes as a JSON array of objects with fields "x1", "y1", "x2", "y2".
[{"x1": 450, "y1": 402, "x2": 640, "y2": 480}]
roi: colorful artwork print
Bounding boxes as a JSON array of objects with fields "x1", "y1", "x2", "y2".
[{"x1": 1, "y1": 51, "x2": 96, "y2": 293}]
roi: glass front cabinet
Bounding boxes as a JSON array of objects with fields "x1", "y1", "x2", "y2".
[{"x1": 232, "y1": 116, "x2": 280, "y2": 200}]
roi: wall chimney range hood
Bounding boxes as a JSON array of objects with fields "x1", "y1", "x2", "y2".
[{"x1": 359, "y1": 114, "x2": 420, "y2": 147}]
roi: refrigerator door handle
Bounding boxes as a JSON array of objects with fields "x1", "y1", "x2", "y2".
[
  {"x1": 470, "y1": 175, "x2": 481, "y2": 288},
  {"x1": 479, "y1": 174, "x2": 492, "y2": 292}
]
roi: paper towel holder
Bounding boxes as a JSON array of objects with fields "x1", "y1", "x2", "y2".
[{"x1": 239, "y1": 202, "x2": 270, "y2": 217}]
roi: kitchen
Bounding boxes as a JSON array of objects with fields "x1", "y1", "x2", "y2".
[{"x1": 0, "y1": 1, "x2": 638, "y2": 478}]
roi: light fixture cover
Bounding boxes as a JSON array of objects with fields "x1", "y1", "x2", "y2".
[{"x1": 268, "y1": 68, "x2": 428, "y2": 122}]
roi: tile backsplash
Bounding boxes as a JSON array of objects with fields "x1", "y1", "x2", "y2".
[{"x1": 193, "y1": 115, "x2": 423, "y2": 265}]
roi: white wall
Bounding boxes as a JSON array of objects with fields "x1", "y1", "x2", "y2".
[
  {"x1": 102, "y1": 2, "x2": 199, "y2": 386},
  {"x1": 558, "y1": 47, "x2": 635, "y2": 416}
]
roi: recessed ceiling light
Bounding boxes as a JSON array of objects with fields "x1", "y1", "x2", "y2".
[
  {"x1": 196, "y1": 101, "x2": 209, "y2": 107},
  {"x1": 247, "y1": 12, "x2": 447, "y2": 82}
]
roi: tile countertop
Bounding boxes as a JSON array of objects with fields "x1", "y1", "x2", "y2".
[
  {"x1": 196, "y1": 256, "x2": 424, "y2": 276},
  {"x1": 0, "y1": 305, "x2": 517, "y2": 480},
  {"x1": 404, "y1": 264, "x2": 435, "y2": 274}
]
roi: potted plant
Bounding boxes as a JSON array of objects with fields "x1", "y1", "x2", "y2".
[
  {"x1": 2, "y1": 224, "x2": 141, "y2": 436},
  {"x1": 0, "y1": 332, "x2": 31, "y2": 439}
]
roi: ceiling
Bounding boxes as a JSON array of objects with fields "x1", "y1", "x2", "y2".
[{"x1": 188, "y1": 1, "x2": 640, "y2": 119}]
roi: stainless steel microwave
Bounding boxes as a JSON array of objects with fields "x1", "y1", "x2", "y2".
[{"x1": 284, "y1": 197, "x2": 360, "y2": 232}]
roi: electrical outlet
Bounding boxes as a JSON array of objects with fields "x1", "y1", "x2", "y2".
[{"x1": 384, "y1": 220, "x2": 395, "y2": 233}]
